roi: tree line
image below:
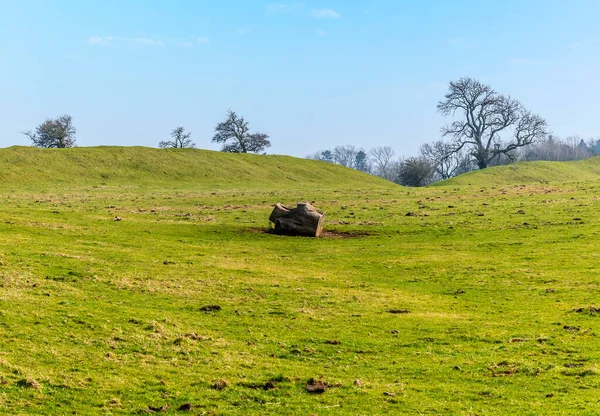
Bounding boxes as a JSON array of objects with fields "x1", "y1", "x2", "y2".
[
  {"x1": 308, "y1": 77, "x2": 600, "y2": 186},
  {"x1": 20, "y1": 77, "x2": 600, "y2": 186},
  {"x1": 308, "y1": 135, "x2": 600, "y2": 187},
  {"x1": 22, "y1": 110, "x2": 271, "y2": 154}
]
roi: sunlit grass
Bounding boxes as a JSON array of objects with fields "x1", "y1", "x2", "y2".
[{"x1": 1, "y1": 148, "x2": 600, "y2": 414}]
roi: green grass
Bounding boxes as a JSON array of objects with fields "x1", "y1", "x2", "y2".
[
  {"x1": 434, "y1": 156, "x2": 600, "y2": 187},
  {"x1": 0, "y1": 146, "x2": 392, "y2": 190},
  {"x1": 1, "y1": 147, "x2": 600, "y2": 415}
]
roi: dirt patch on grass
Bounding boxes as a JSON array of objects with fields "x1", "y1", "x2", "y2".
[
  {"x1": 305, "y1": 378, "x2": 329, "y2": 394},
  {"x1": 199, "y1": 305, "x2": 221, "y2": 312},
  {"x1": 387, "y1": 309, "x2": 410, "y2": 314},
  {"x1": 489, "y1": 361, "x2": 520, "y2": 377},
  {"x1": 246, "y1": 228, "x2": 372, "y2": 239},
  {"x1": 240, "y1": 378, "x2": 282, "y2": 390},
  {"x1": 147, "y1": 403, "x2": 169, "y2": 412},
  {"x1": 304, "y1": 378, "x2": 342, "y2": 394},
  {"x1": 17, "y1": 378, "x2": 41, "y2": 389},
  {"x1": 563, "y1": 325, "x2": 581, "y2": 331},
  {"x1": 212, "y1": 379, "x2": 228, "y2": 390},
  {"x1": 177, "y1": 403, "x2": 194, "y2": 411},
  {"x1": 573, "y1": 306, "x2": 599, "y2": 315}
]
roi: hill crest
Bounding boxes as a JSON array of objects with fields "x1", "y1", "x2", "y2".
[
  {"x1": 0, "y1": 146, "x2": 396, "y2": 190},
  {"x1": 434, "y1": 157, "x2": 600, "y2": 187}
]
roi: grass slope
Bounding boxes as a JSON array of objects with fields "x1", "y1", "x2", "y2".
[
  {"x1": 434, "y1": 156, "x2": 600, "y2": 187},
  {"x1": 0, "y1": 146, "x2": 394, "y2": 190},
  {"x1": 1, "y1": 148, "x2": 600, "y2": 415}
]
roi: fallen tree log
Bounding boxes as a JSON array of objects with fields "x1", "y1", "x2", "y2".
[{"x1": 269, "y1": 202, "x2": 324, "y2": 237}]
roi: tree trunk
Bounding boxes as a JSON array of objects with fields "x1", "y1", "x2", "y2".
[{"x1": 269, "y1": 202, "x2": 325, "y2": 237}]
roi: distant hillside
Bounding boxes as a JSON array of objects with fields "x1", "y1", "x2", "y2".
[
  {"x1": 0, "y1": 146, "x2": 397, "y2": 190},
  {"x1": 433, "y1": 157, "x2": 600, "y2": 187}
]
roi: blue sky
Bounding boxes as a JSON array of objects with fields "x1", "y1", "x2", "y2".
[{"x1": 1, "y1": 0, "x2": 599, "y2": 157}]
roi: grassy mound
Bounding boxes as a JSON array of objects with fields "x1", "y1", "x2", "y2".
[
  {"x1": 434, "y1": 157, "x2": 600, "y2": 187},
  {"x1": 0, "y1": 146, "x2": 395, "y2": 190}
]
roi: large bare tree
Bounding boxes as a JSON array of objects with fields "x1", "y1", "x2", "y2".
[
  {"x1": 23, "y1": 115, "x2": 76, "y2": 148},
  {"x1": 212, "y1": 110, "x2": 270, "y2": 153},
  {"x1": 159, "y1": 127, "x2": 196, "y2": 148},
  {"x1": 437, "y1": 77, "x2": 549, "y2": 169}
]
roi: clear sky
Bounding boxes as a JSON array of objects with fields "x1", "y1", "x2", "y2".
[{"x1": 1, "y1": 0, "x2": 599, "y2": 157}]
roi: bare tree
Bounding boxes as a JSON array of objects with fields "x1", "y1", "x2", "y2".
[
  {"x1": 520, "y1": 134, "x2": 596, "y2": 162},
  {"x1": 306, "y1": 150, "x2": 334, "y2": 162},
  {"x1": 369, "y1": 146, "x2": 395, "y2": 180},
  {"x1": 212, "y1": 110, "x2": 271, "y2": 153},
  {"x1": 159, "y1": 127, "x2": 196, "y2": 148},
  {"x1": 332, "y1": 145, "x2": 359, "y2": 168},
  {"x1": 306, "y1": 151, "x2": 323, "y2": 160},
  {"x1": 23, "y1": 115, "x2": 76, "y2": 148},
  {"x1": 438, "y1": 77, "x2": 549, "y2": 169},
  {"x1": 420, "y1": 140, "x2": 473, "y2": 180}
]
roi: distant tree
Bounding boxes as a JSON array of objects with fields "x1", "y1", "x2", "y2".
[
  {"x1": 159, "y1": 127, "x2": 196, "y2": 149},
  {"x1": 321, "y1": 150, "x2": 333, "y2": 163},
  {"x1": 332, "y1": 145, "x2": 359, "y2": 168},
  {"x1": 395, "y1": 157, "x2": 435, "y2": 187},
  {"x1": 369, "y1": 146, "x2": 396, "y2": 180},
  {"x1": 212, "y1": 110, "x2": 271, "y2": 153},
  {"x1": 591, "y1": 138, "x2": 600, "y2": 155},
  {"x1": 520, "y1": 134, "x2": 595, "y2": 162},
  {"x1": 572, "y1": 136, "x2": 595, "y2": 159},
  {"x1": 438, "y1": 77, "x2": 549, "y2": 169},
  {"x1": 420, "y1": 140, "x2": 473, "y2": 180},
  {"x1": 306, "y1": 149, "x2": 334, "y2": 162},
  {"x1": 354, "y1": 150, "x2": 370, "y2": 173},
  {"x1": 23, "y1": 115, "x2": 76, "y2": 148}
]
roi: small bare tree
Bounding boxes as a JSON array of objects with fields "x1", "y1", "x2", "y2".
[
  {"x1": 332, "y1": 145, "x2": 359, "y2": 168},
  {"x1": 370, "y1": 146, "x2": 395, "y2": 180},
  {"x1": 438, "y1": 77, "x2": 549, "y2": 169},
  {"x1": 520, "y1": 135, "x2": 596, "y2": 162},
  {"x1": 160, "y1": 127, "x2": 196, "y2": 148},
  {"x1": 306, "y1": 151, "x2": 322, "y2": 160},
  {"x1": 306, "y1": 150, "x2": 334, "y2": 162},
  {"x1": 212, "y1": 110, "x2": 270, "y2": 153},
  {"x1": 420, "y1": 140, "x2": 473, "y2": 180},
  {"x1": 23, "y1": 115, "x2": 76, "y2": 148}
]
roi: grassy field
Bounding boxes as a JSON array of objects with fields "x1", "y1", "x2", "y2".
[{"x1": 1, "y1": 147, "x2": 600, "y2": 415}]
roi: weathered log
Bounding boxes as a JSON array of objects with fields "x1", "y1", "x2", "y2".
[{"x1": 269, "y1": 202, "x2": 324, "y2": 237}]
